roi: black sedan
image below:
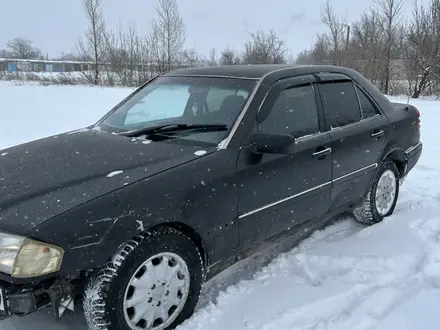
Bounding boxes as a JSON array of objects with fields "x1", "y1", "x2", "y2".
[{"x1": 0, "y1": 64, "x2": 422, "y2": 330}]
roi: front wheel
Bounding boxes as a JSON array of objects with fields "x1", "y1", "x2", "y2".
[
  {"x1": 353, "y1": 161, "x2": 400, "y2": 225},
  {"x1": 84, "y1": 227, "x2": 204, "y2": 330}
]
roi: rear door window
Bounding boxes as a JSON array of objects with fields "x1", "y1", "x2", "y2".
[{"x1": 319, "y1": 81, "x2": 362, "y2": 128}]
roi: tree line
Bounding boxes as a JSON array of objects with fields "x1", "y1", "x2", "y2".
[
  {"x1": 74, "y1": 0, "x2": 292, "y2": 86},
  {"x1": 1, "y1": 0, "x2": 290, "y2": 88},
  {"x1": 3, "y1": 0, "x2": 440, "y2": 98},
  {"x1": 298, "y1": 0, "x2": 440, "y2": 98}
]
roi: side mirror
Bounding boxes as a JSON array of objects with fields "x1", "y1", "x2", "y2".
[{"x1": 251, "y1": 132, "x2": 295, "y2": 154}]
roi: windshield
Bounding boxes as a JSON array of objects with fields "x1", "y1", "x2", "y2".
[{"x1": 95, "y1": 76, "x2": 257, "y2": 145}]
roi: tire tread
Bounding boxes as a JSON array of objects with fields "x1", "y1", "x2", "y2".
[
  {"x1": 83, "y1": 227, "x2": 204, "y2": 330},
  {"x1": 353, "y1": 161, "x2": 399, "y2": 225}
]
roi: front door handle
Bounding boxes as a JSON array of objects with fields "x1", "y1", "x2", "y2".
[
  {"x1": 371, "y1": 130, "x2": 384, "y2": 138},
  {"x1": 312, "y1": 147, "x2": 332, "y2": 158}
]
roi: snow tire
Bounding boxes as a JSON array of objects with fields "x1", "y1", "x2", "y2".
[
  {"x1": 83, "y1": 227, "x2": 204, "y2": 330},
  {"x1": 353, "y1": 161, "x2": 400, "y2": 225}
]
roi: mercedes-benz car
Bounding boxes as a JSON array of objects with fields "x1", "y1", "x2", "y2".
[{"x1": 0, "y1": 65, "x2": 422, "y2": 330}]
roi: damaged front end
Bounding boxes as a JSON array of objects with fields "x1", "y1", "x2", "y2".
[
  {"x1": 0, "y1": 230, "x2": 81, "y2": 320},
  {"x1": 0, "y1": 275, "x2": 82, "y2": 321}
]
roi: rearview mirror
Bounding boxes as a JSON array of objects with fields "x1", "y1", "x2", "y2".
[{"x1": 251, "y1": 132, "x2": 294, "y2": 154}]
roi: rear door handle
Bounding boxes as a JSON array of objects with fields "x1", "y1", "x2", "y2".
[
  {"x1": 312, "y1": 147, "x2": 332, "y2": 157},
  {"x1": 371, "y1": 130, "x2": 384, "y2": 138}
]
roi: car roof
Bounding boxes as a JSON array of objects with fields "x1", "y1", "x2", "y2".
[
  {"x1": 161, "y1": 64, "x2": 308, "y2": 79},
  {"x1": 162, "y1": 64, "x2": 359, "y2": 80},
  {"x1": 161, "y1": 64, "x2": 393, "y2": 121}
]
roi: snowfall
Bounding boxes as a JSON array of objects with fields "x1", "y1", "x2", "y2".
[{"x1": 0, "y1": 81, "x2": 439, "y2": 330}]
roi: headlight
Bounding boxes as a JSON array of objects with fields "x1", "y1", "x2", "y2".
[
  {"x1": 0, "y1": 233, "x2": 64, "y2": 278},
  {"x1": 0, "y1": 233, "x2": 24, "y2": 274}
]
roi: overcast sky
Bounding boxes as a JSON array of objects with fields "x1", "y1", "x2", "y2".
[{"x1": 0, "y1": 0, "x2": 430, "y2": 58}]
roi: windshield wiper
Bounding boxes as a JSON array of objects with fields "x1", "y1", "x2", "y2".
[{"x1": 118, "y1": 123, "x2": 228, "y2": 138}]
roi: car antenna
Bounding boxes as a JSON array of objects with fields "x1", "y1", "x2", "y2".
[{"x1": 405, "y1": 93, "x2": 410, "y2": 111}]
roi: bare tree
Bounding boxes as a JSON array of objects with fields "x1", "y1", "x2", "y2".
[
  {"x1": 320, "y1": 1, "x2": 349, "y2": 65},
  {"x1": 103, "y1": 26, "x2": 124, "y2": 85},
  {"x1": 220, "y1": 46, "x2": 241, "y2": 65},
  {"x1": 242, "y1": 30, "x2": 287, "y2": 64},
  {"x1": 310, "y1": 34, "x2": 332, "y2": 63},
  {"x1": 375, "y1": 0, "x2": 404, "y2": 94},
  {"x1": 295, "y1": 50, "x2": 312, "y2": 64},
  {"x1": 137, "y1": 37, "x2": 153, "y2": 84},
  {"x1": 350, "y1": 9, "x2": 387, "y2": 83},
  {"x1": 310, "y1": 1, "x2": 406, "y2": 94},
  {"x1": 120, "y1": 23, "x2": 140, "y2": 85},
  {"x1": 405, "y1": 0, "x2": 440, "y2": 97},
  {"x1": 286, "y1": 52, "x2": 297, "y2": 64},
  {"x1": 0, "y1": 49, "x2": 11, "y2": 58},
  {"x1": 147, "y1": 0, "x2": 186, "y2": 73},
  {"x1": 181, "y1": 48, "x2": 202, "y2": 67},
  {"x1": 103, "y1": 22, "x2": 152, "y2": 87},
  {"x1": 6, "y1": 38, "x2": 41, "y2": 59},
  {"x1": 208, "y1": 48, "x2": 218, "y2": 66},
  {"x1": 77, "y1": 0, "x2": 106, "y2": 85}
]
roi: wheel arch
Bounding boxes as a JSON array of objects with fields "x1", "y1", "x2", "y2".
[
  {"x1": 381, "y1": 146, "x2": 406, "y2": 177},
  {"x1": 148, "y1": 222, "x2": 208, "y2": 268},
  {"x1": 108, "y1": 221, "x2": 209, "y2": 271}
]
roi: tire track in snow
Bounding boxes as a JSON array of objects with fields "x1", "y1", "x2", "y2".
[
  {"x1": 257, "y1": 252, "x2": 427, "y2": 330},
  {"x1": 256, "y1": 196, "x2": 440, "y2": 330}
]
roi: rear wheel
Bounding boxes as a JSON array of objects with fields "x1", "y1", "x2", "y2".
[
  {"x1": 353, "y1": 161, "x2": 400, "y2": 225},
  {"x1": 84, "y1": 227, "x2": 204, "y2": 330}
]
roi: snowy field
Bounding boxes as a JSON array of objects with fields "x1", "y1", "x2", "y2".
[{"x1": 0, "y1": 82, "x2": 439, "y2": 330}]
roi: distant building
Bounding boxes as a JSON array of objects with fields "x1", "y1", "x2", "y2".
[
  {"x1": 0, "y1": 58, "x2": 192, "y2": 74},
  {"x1": 0, "y1": 58, "x2": 96, "y2": 73}
]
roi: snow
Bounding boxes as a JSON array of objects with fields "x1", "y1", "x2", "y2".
[
  {"x1": 217, "y1": 138, "x2": 227, "y2": 149},
  {"x1": 0, "y1": 83, "x2": 439, "y2": 330},
  {"x1": 194, "y1": 150, "x2": 207, "y2": 156},
  {"x1": 136, "y1": 220, "x2": 145, "y2": 231},
  {"x1": 0, "y1": 82, "x2": 133, "y2": 150},
  {"x1": 106, "y1": 170, "x2": 124, "y2": 178}
]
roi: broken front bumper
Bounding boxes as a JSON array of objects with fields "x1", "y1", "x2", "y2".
[
  {"x1": 0, "y1": 280, "x2": 76, "y2": 321},
  {"x1": 0, "y1": 289, "x2": 38, "y2": 319}
]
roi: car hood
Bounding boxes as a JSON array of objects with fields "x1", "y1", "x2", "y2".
[{"x1": 0, "y1": 128, "x2": 215, "y2": 234}]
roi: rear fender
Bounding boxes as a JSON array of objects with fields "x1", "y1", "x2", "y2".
[{"x1": 381, "y1": 145, "x2": 406, "y2": 177}]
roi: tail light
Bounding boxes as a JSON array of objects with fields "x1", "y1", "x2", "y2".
[{"x1": 415, "y1": 108, "x2": 421, "y2": 132}]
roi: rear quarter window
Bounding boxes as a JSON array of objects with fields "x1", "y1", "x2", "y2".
[{"x1": 356, "y1": 86, "x2": 380, "y2": 118}]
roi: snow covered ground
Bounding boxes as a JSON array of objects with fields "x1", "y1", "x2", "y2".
[
  {"x1": 0, "y1": 82, "x2": 439, "y2": 330},
  {"x1": 0, "y1": 81, "x2": 133, "y2": 150}
]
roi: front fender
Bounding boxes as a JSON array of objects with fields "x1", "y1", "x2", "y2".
[{"x1": 30, "y1": 150, "x2": 239, "y2": 276}]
